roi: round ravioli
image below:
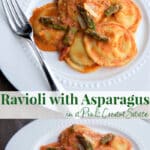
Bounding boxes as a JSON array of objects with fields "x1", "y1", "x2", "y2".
[
  {"x1": 30, "y1": 3, "x2": 64, "y2": 51},
  {"x1": 65, "y1": 33, "x2": 100, "y2": 73},
  {"x1": 84, "y1": 22, "x2": 137, "y2": 67},
  {"x1": 83, "y1": 0, "x2": 111, "y2": 23},
  {"x1": 30, "y1": 3, "x2": 57, "y2": 34},
  {"x1": 109, "y1": 136, "x2": 132, "y2": 150},
  {"x1": 107, "y1": 0, "x2": 141, "y2": 32}
]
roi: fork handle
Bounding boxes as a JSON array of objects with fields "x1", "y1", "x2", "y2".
[{"x1": 27, "y1": 38, "x2": 62, "y2": 91}]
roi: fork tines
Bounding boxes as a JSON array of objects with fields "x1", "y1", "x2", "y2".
[{"x1": 2, "y1": 0, "x2": 28, "y2": 29}]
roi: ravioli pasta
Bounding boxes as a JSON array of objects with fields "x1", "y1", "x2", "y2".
[
  {"x1": 84, "y1": 22, "x2": 137, "y2": 66},
  {"x1": 40, "y1": 124, "x2": 132, "y2": 150},
  {"x1": 30, "y1": 0, "x2": 141, "y2": 73},
  {"x1": 65, "y1": 33, "x2": 100, "y2": 73},
  {"x1": 30, "y1": 3, "x2": 64, "y2": 51}
]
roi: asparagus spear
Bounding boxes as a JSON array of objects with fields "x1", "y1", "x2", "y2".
[
  {"x1": 77, "y1": 143, "x2": 85, "y2": 150},
  {"x1": 84, "y1": 29, "x2": 108, "y2": 42},
  {"x1": 59, "y1": 27, "x2": 78, "y2": 60},
  {"x1": 77, "y1": 15, "x2": 87, "y2": 30},
  {"x1": 77, "y1": 5, "x2": 95, "y2": 30},
  {"x1": 77, "y1": 5, "x2": 108, "y2": 42},
  {"x1": 63, "y1": 27, "x2": 78, "y2": 46},
  {"x1": 39, "y1": 16, "x2": 67, "y2": 31},
  {"x1": 100, "y1": 134, "x2": 114, "y2": 145},
  {"x1": 104, "y1": 4, "x2": 122, "y2": 17},
  {"x1": 76, "y1": 135, "x2": 93, "y2": 150}
]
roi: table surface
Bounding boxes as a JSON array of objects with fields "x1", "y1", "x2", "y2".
[
  {"x1": 0, "y1": 71, "x2": 16, "y2": 91},
  {"x1": 0, "y1": 120, "x2": 33, "y2": 150}
]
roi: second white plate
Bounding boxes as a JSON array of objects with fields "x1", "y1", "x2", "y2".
[{"x1": 5, "y1": 119, "x2": 150, "y2": 150}]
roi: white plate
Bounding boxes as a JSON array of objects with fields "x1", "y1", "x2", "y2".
[
  {"x1": 5, "y1": 119, "x2": 150, "y2": 150},
  {"x1": 0, "y1": 0, "x2": 150, "y2": 90}
]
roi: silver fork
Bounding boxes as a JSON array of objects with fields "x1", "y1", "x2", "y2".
[{"x1": 2, "y1": 0, "x2": 62, "y2": 91}]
